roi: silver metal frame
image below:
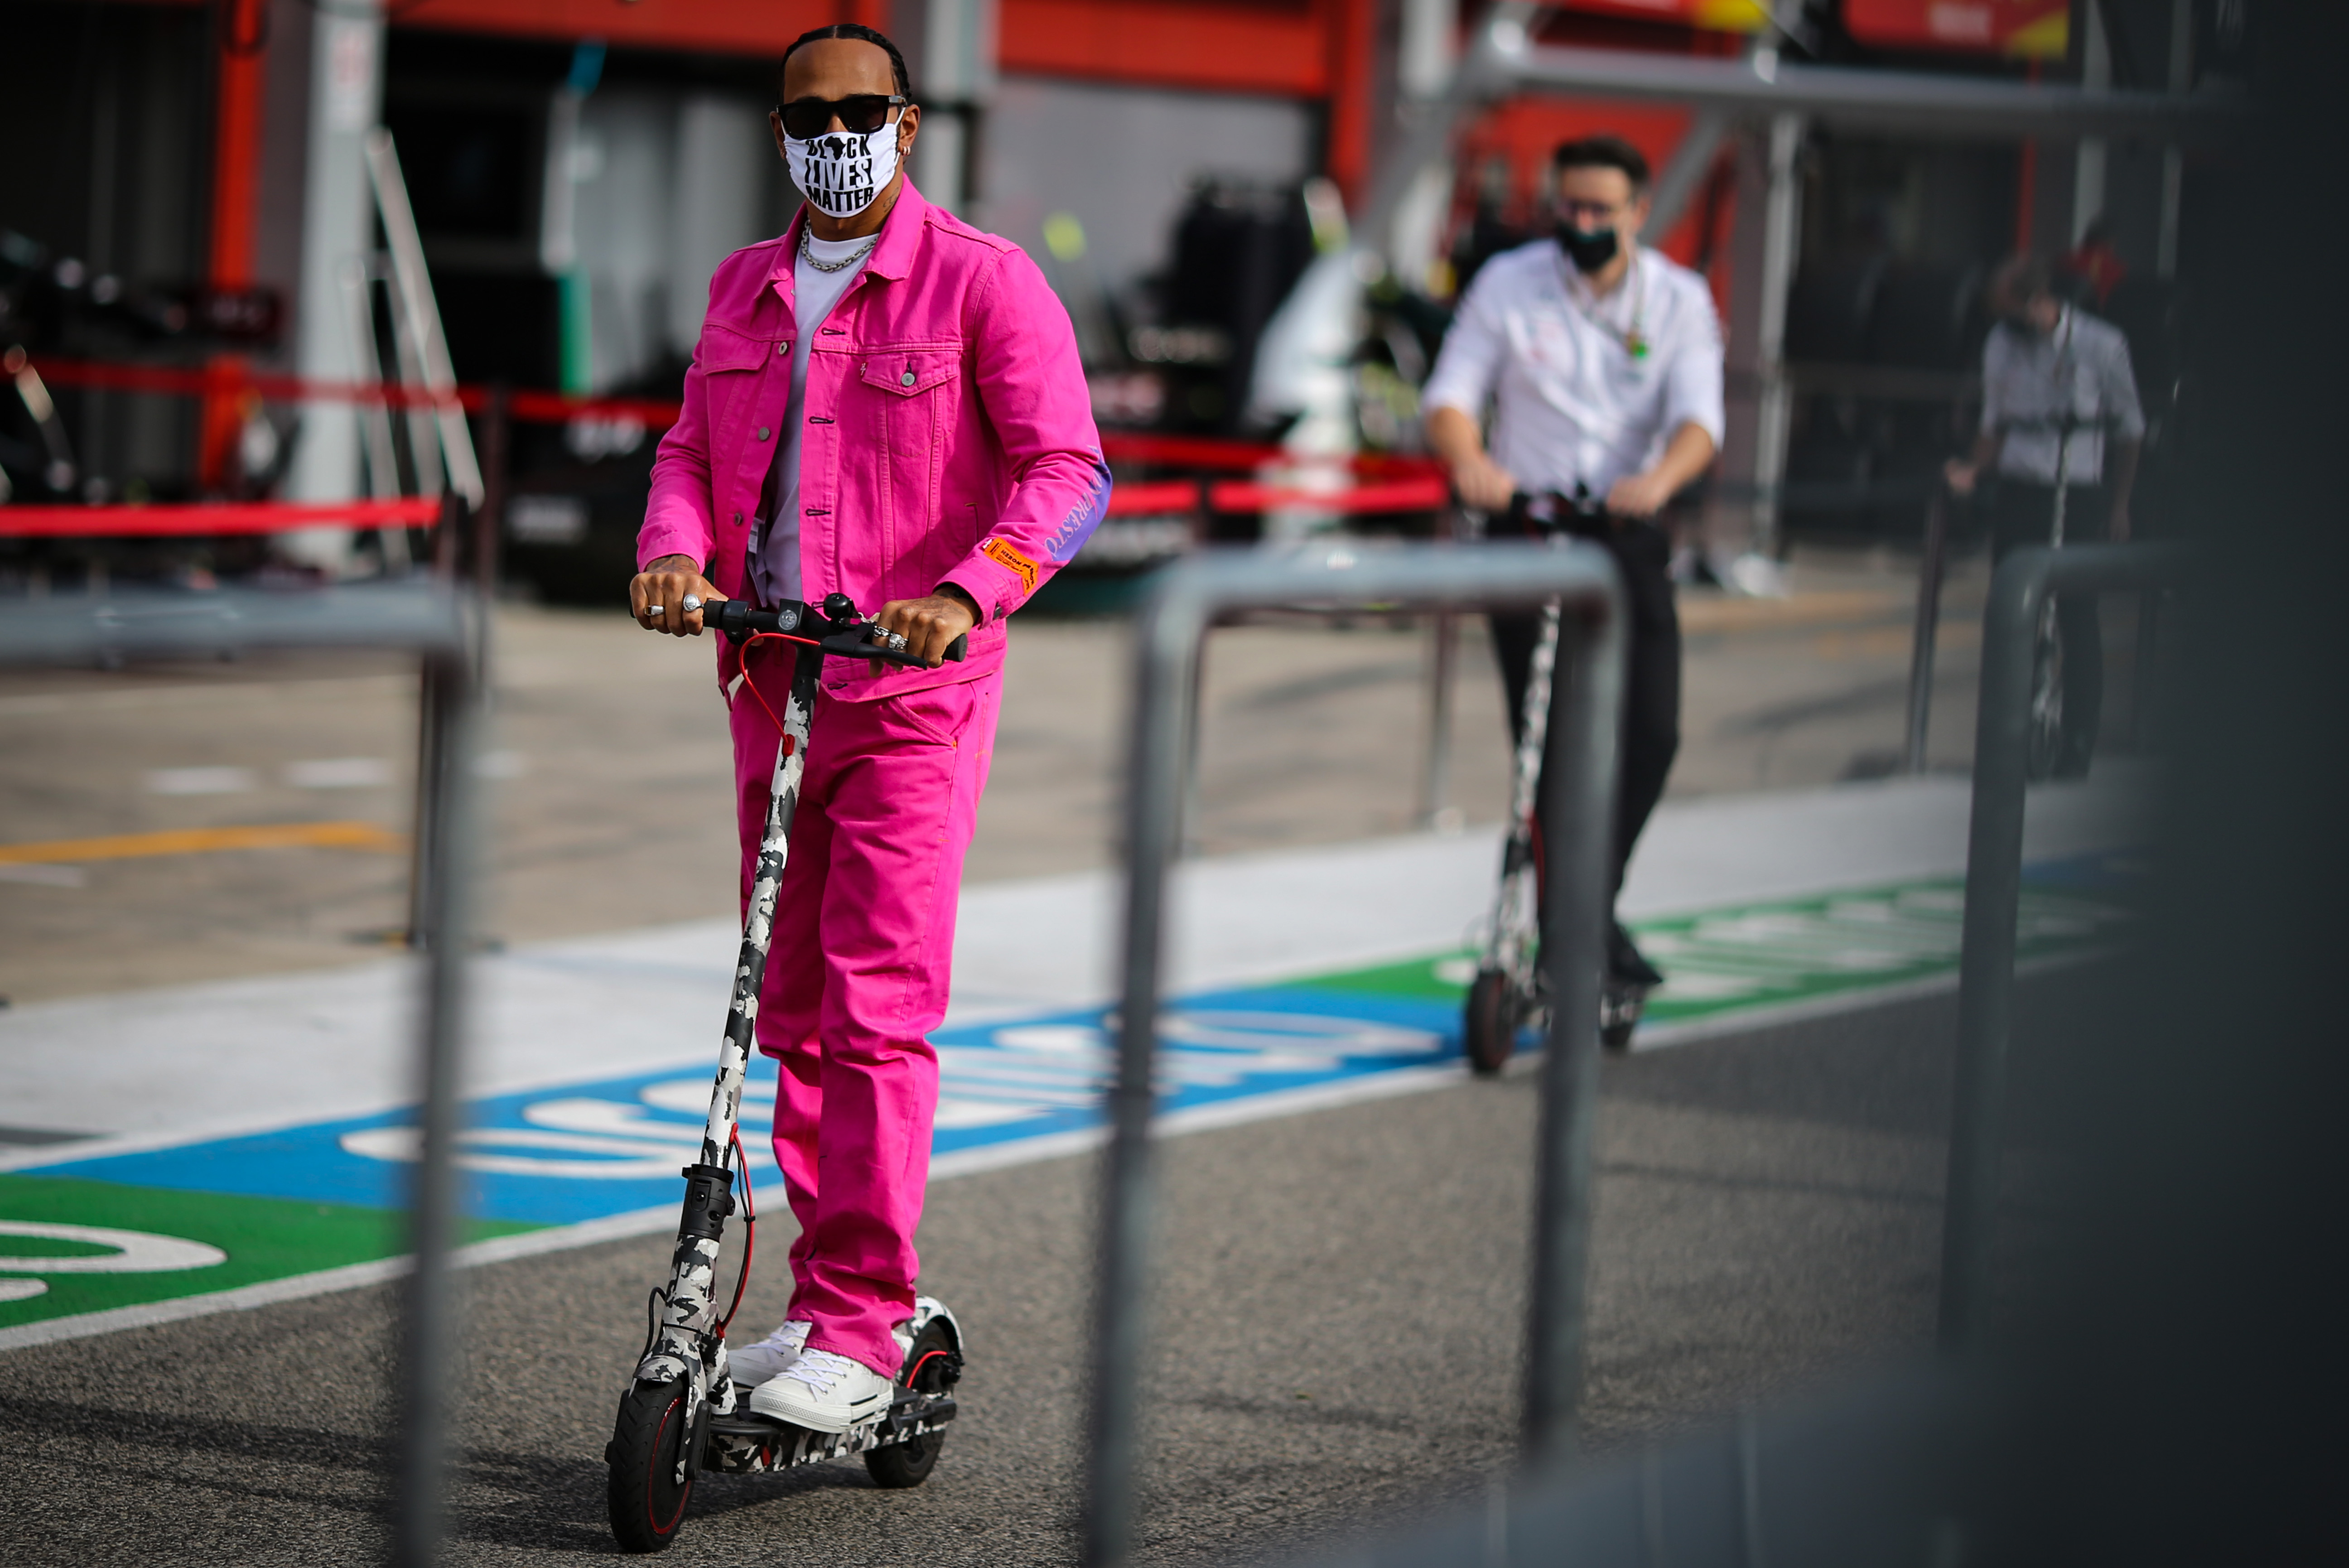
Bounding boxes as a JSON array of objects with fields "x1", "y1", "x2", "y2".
[
  {"x1": 0, "y1": 585, "x2": 478, "y2": 1568},
  {"x1": 1938, "y1": 543, "x2": 2190, "y2": 1350},
  {"x1": 1083, "y1": 540, "x2": 1626, "y2": 1567}
]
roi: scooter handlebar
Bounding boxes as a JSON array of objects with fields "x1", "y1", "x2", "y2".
[{"x1": 704, "y1": 598, "x2": 968, "y2": 667}]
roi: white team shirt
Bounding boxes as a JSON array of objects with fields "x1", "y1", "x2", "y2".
[
  {"x1": 1980, "y1": 305, "x2": 2146, "y2": 487},
  {"x1": 1422, "y1": 239, "x2": 1726, "y2": 497},
  {"x1": 750, "y1": 230, "x2": 873, "y2": 607}
]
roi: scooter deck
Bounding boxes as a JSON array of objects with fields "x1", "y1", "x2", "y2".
[{"x1": 702, "y1": 1390, "x2": 959, "y2": 1476}]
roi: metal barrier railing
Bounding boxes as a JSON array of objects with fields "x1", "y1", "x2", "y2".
[
  {"x1": 0, "y1": 584, "x2": 480, "y2": 1567},
  {"x1": 1085, "y1": 540, "x2": 1626, "y2": 1567},
  {"x1": 1937, "y1": 542, "x2": 2190, "y2": 1350}
]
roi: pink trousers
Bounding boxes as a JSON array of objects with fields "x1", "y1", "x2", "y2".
[{"x1": 731, "y1": 646, "x2": 999, "y2": 1377}]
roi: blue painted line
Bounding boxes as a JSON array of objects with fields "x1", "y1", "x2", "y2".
[{"x1": 39, "y1": 984, "x2": 1461, "y2": 1228}]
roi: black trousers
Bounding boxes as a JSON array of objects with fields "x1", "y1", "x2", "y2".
[
  {"x1": 1990, "y1": 480, "x2": 2108, "y2": 774},
  {"x1": 1490, "y1": 518, "x2": 1681, "y2": 913}
]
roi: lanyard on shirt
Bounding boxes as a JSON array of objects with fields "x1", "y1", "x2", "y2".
[{"x1": 1558, "y1": 247, "x2": 1649, "y2": 362}]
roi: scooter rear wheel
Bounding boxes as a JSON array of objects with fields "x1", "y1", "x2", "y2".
[
  {"x1": 607, "y1": 1376, "x2": 698, "y2": 1553},
  {"x1": 864, "y1": 1316, "x2": 958, "y2": 1488},
  {"x1": 1464, "y1": 966, "x2": 1517, "y2": 1076}
]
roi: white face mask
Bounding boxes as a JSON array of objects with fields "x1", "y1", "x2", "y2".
[{"x1": 786, "y1": 122, "x2": 902, "y2": 219}]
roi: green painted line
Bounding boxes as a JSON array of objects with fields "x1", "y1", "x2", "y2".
[
  {"x1": 0, "y1": 1174, "x2": 538, "y2": 1333},
  {"x1": 1289, "y1": 873, "x2": 2132, "y2": 1028}
]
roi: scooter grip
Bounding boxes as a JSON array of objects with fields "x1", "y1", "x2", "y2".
[{"x1": 943, "y1": 633, "x2": 968, "y2": 663}]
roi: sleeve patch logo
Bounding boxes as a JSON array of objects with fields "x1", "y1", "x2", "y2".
[{"x1": 981, "y1": 538, "x2": 1040, "y2": 596}]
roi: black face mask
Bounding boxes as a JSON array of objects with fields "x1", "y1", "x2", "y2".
[{"x1": 1557, "y1": 225, "x2": 1620, "y2": 273}]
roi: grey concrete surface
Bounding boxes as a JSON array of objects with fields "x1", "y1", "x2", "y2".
[
  {"x1": 0, "y1": 544, "x2": 2040, "y2": 1006},
  {"x1": 0, "y1": 984, "x2": 1984, "y2": 1565}
]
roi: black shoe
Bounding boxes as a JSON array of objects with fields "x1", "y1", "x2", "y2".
[
  {"x1": 1600, "y1": 976, "x2": 1646, "y2": 1052},
  {"x1": 1607, "y1": 921, "x2": 1664, "y2": 989}
]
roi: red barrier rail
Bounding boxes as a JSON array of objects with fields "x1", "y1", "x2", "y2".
[
  {"x1": 21, "y1": 355, "x2": 686, "y2": 429},
  {"x1": 0, "y1": 498, "x2": 444, "y2": 538},
  {"x1": 1206, "y1": 475, "x2": 1451, "y2": 515},
  {"x1": 21, "y1": 357, "x2": 1451, "y2": 488},
  {"x1": 1101, "y1": 479, "x2": 1201, "y2": 516}
]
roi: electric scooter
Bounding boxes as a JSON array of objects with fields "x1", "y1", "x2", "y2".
[
  {"x1": 1460, "y1": 489, "x2": 1648, "y2": 1074},
  {"x1": 604, "y1": 592, "x2": 969, "y2": 1555}
]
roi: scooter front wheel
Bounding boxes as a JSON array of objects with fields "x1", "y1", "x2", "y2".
[
  {"x1": 607, "y1": 1376, "x2": 699, "y2": 1553},
  {"x1": 1464, "y1": 967, "x2": 1518, "y2": 1076}
]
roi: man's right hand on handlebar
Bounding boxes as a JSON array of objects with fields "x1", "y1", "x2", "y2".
[{"x1": 631, "y1": 554, "x2": 719, "y2": 637}]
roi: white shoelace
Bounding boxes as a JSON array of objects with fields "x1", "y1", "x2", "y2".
[
  {"x1": 779, "y1": 1347, "x2": 861, "y2": 1394},
  {"x1": 746, "y1": 1319, "x2": 810, "y2": 1354}
]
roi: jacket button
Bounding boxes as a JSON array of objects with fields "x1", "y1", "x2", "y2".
[
  {"x1": 756, "y1": 426, "x2": 771, "y2": 441},
  {"x1": 901, "y1": 371, "x2": 916, "y2": 387},
  {"x1": 778, "y1": 343, "x2": 787, "y2": 355},
  {"x1": 733, "y1": 511, "x2": 742, "y2": 523}
]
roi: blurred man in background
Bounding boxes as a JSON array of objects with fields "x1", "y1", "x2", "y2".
[
  {"x1": 1946, "y1": 254, "x2": 2144, "y2": 777},
  {"x1": 1422, "y1": 133, "x2": 1725, "y2": 1029},
  {"x1": 628, "y1": 22, "x2": 1107, "y2": 1433}
]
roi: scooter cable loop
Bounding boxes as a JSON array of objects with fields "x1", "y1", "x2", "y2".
[{"x1": 717, "y1": 1125, "x2": 757, "y2": 1337}]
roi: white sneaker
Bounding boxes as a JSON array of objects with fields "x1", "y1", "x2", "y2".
[
  {"x1": 748, "y1": 1346, "x2": 896, "y2": 1433},
  {"x1": 727, "y1": 1319, "x2": 811, "y2": 1387}
]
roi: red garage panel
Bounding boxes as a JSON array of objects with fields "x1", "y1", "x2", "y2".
[
  {"x1": 1843, "y1": 0, "x2": 2069, "y2": 58},
  {"x1": 998, "y1": 0, "x2": 1329, "y2": 96},
  {"x1": 379, "y1": 0, "x2": 852, "y2": 56}
]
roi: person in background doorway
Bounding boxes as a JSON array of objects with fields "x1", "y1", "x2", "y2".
[
  {"x1": 1946, "y1": 254, "x2": 2144, "y2": 778},
  {"x1": 1422, "y1": 133, "x2": 1725, "y2": 1032}
]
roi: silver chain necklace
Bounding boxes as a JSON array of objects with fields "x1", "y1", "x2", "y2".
[{"x1": 800, "y1": 227, "x2": 879, "y2": 273}]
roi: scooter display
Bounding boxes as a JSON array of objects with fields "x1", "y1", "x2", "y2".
[
  {"x1": 604, "y1": 592, "x2": 969, "y2": 1554},
  {"x1": 1461, "y1": 489, "x2": 1649, "y2": 1072}
]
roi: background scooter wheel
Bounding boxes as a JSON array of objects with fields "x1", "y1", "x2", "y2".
[
  {"x1": 865, "y1": 1315, "x2": 959, "y2": 1488},
  {"x1": 1463, "y1": 967, "x2": 1517, "y2": 1076},
  {"x1": 606, "y1": 1376, "x2": 698, "y2": 1552}
]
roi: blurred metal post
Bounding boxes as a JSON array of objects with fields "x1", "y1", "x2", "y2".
[
  {"x1": 409, "y1": 493, "x2": 465, "y2": 946},
  {"x1": 1085, "y1": 542, "x2": 1623, "y2": 1566},
  {"x1": 392, "y1": 638, "x2": 481, "y2": 1568},
  {"x1": 1903, "y1": 485, "x2": 1950, "y2": 772},
  {"x1": 0, "y1": 585, "x2": 474, "y2": 1568},
  {"x1": 1750, "y1": 113, "x2": 1803, "y2": 562},
  {"x1": 472, "y1": 386, "x2": 509, "y2": 693},
  {"x1": 1416, "y1": 608, "x2": 1459, "y2": 829},
  {"x1": 1416, "y1": 505, "x2": 1461, "y2": 830},
  {"x1": 1939, "y1": 543, "x2": 2189, "y2": 1351}
]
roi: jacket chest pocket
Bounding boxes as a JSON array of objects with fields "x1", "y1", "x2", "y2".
[
  {"x1": 700, "y1": 325, "x2": 781, "y2": 443},
  {"x1": 859, "y1": 347, "x2": 961, "y2": 400},
  {"x1": 855, "y1": 347, "x2": 964, "y2": 576}
]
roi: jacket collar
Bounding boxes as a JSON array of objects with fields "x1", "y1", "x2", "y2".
[{"x1": 767, "y1": 178, "x2": 928, "y2": 288}]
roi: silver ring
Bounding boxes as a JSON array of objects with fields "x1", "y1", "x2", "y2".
[
  {"x1": 681, "y1": 594, "x2": 703, "y2": 612},
  {"x1": 886, "y1": 631, "x2": 909, "y2": 652},
  {"x1": 645, "y1": 605, "x2": 664, "y2": 617}
]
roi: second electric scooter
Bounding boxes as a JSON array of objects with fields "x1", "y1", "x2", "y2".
[
  {"x1": 605, "y1": 593, "x2": 968, "y2": 1554},
  {"x1": 1461, "y1": 490, "x2": 1648, "y2": 1073}
]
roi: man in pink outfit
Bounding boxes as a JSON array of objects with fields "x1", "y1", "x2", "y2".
[{"x1": 629, "y1": 22, "x2": 1107, "y2": 1433}]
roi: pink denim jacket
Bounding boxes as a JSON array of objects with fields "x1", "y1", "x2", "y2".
[{"x1": 638, "y1": 181, "x2": 1110, "y2": 700}]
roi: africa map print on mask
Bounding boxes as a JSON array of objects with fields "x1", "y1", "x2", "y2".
[{"x1": 788, "y1": 127, "x2": 900, "y2": 219}]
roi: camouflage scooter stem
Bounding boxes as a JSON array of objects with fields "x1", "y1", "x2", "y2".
[{"x1": 632, "y1": 643, "x2": 817, "y2": 1414}]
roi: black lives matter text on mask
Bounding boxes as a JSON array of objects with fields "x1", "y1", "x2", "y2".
[{"x1": 799, "y1": 133, "x2": 879, "y2": 217}]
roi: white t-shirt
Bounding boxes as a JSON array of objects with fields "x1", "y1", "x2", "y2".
[
  {"x1": 751, "y1": 230, "x2": 875, "y2": 606},
  {"x1": 1422, "y1": 240, "x2": 1725, "y2": 497}
]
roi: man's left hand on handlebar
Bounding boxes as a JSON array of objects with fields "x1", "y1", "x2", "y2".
[{"x1": 872, "y1": 587, "x2": 979, "y2": 673}]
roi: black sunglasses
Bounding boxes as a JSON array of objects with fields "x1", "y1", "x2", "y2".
[{"x1": 777, "y1": 94, "x2": 910, "y2": 140}]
